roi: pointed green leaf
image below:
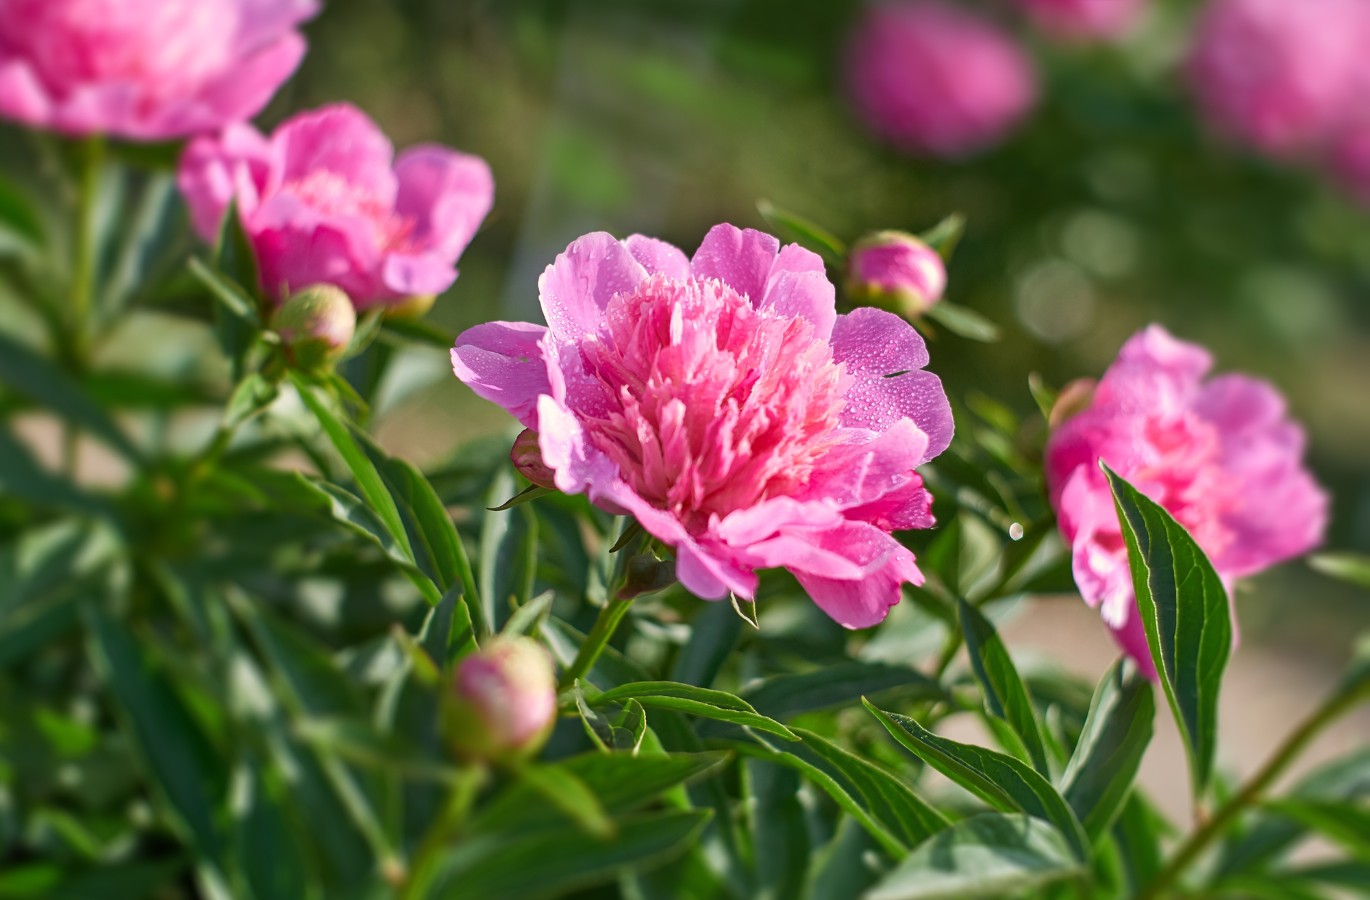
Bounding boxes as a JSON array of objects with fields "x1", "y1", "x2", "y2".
[
  {"x1": 958, "y1": 598, "x2": 1050, "y2": 774},
  {"x1": 591, "y1": 682, "x2": 797, "y2": 741},
  {"x1": 1059, "y1": 660, "x2": 1155, "y2": 840},
  {"x1": 756, "y1": 199, "x2": 846, "y2": 264},
  {"x1": 1104, "y1": 463, "x2": 1230, "y2": 797}
]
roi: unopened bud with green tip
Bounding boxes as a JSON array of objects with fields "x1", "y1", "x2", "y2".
[
  {"x1": 445, "y1": 637, "x2": 557, "y2": 763},
  {"x1": 511, "y1": 428, "x2": 558, "y2": 490},
  {"x1": 272, "y1": 284, "x2": 356, "y2": 372},
  {"x1": 845, "y1": 230, "x2": 947, "y2": 318}
]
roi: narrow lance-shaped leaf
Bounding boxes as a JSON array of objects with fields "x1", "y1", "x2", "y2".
[
  {"x1": 958, "y1": 598, "x2": 1050, "y2": 774},
  {"x1": 591, "y1": 682, "x2": 798, "y2": 742},
  {"x1": 1104, "y1": 463, "x2": 1230, "y2": 797}
]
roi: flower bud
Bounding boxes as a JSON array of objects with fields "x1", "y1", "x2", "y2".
[
  {"x1": 446, "y1": 637, "x2": 557, "y2": 763},
  {"x1": 845, "y1": 231, "x2": 947, "y2": 318},
  {"x1": 510, "y1": 429, "x2": 557, "y2": 490},
  {"x1": 273, "y1": 284, "x2": 356, "y2": 372}
]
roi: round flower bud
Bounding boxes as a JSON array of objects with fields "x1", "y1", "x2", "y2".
[
  {"x1": 446, "y1": 637, "x2": 557, "y2": 763},
  {"x1": 510, "y1": 429, "x2": 558, "y2": 490},
  {"x1": 272, "y1": 284, "x2": 356, "y2": 372},
  {"x1": 846, "y1": 231, "x2": 947, "y2": 318}
]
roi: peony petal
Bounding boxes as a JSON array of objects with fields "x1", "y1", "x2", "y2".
[
  {"x1": 0, "y1": 58, "x2": 51, "y2": 126},
  {"x1": 690, "y1": 224, "x2": 780, "y2": 304},
  {"x1": 253, "y1": 217, "x2": 382, "y2": 301},
  {"x1": 271, "y1": 102, "x2": 397, "y2": 200},
  {"x1": 234, "y1": 0, "x2": 320, "y2": 50},
  {"x1": 166, "y1": 34, "x2": 309, "y2": 139},
  {"x1": 177, "y1": 123, "x2": 275, "y2": 241},
  {"x1": 624, "y1": 234, "x2": 691, "y2": 280},
  {"x1": 795, "y1": 535, "x2": 922, "y2": 629},
  {"x1": 760, "y1": 243, "x2": 837, "y2": 340},
  {"x1": 537, "y1": 233, "x2": 646, "y2": 341},
  {"x1": 394, "y1": 146, "x2": 494, "y2": 261},
  {"x1": 830, "y1": 307, "x2": 953, "y2": 462},
  {"x1": 450, "y1": 322, "x2": 550, "y2": 428},
  {"x1": 379, "y1": 253, "x2": 458, "y2": 305}
]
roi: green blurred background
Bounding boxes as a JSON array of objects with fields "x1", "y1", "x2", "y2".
[{"x1": 275, "y1": 0, "x2": 1369, "y2": 654}]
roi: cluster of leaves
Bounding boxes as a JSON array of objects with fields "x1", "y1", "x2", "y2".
[{"x1": 1, "y1": 124, "x2": 1369, "y2": 900}]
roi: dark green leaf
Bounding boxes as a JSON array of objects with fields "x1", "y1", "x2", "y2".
[
  {"x1": 919, "y1": 212, "x2": 965, "y2": 261},
  {"x1": 479, "y1": 469, "x2": 538, "y2": 631},
  {"x1": 958, "y1": 599, "x2": 1050, "y2": 773},
  {"x1": 591, "y1": 682, "x2": 798, "y2": 741},
  {"x1": 502, "y1": 591, "x2": 554, "y2": 638},
  {"x1": 0, "y1": 430, "x2": 116, "y2": 519},
  {"x1": 0, "y1": 175, "x2": 43, "y2": 247},
  {"x1": 1261, "y1": 799, "x2": 1370, "y2": 857},
  {"x1": 1309, "y1": 553, "x2": 1370, "y2": 589},
  {"x1": 746, "y1": 760, "x2": 809, "y2": 899},
  {"x1": 213, "y1": 200, "x2": 260, "y2": 301},
  {"x1": 743, "y1": 660, "x2": 944, "y2": 721},
  {"x1": 864, "y1": 700, "x2": 1088, "y2": 859},
  {"x1": 756, "y1": 199, "x2": 846, "y2": 264},
  {"x1": 517, "y1": 764, "x2": 616, "y2": 839},
  {"x1": 1059, "y1": 660, "x2": 1155, "y2": 840},
  {"x1": 865, "y1": 814, "x2": 1085, "y2": 900},
  {"x1": 381, "y1": 316, "x2": 458, "y2": 349},
  {"x1": 1105, "y1": 464, "x2": 1230, "y2": 797},
  {"x1": 924, "y1": 302, "x2": 1000, "y2": 342},
  {"x1": 670, "y1": 600, "x2": 742, "y2": 689},
  {"x1": 421, "y1": 583, "x2": 478, "y2": 668}
]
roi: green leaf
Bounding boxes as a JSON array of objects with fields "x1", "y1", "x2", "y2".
[
  {"x1": 1309, "y1": 553, "x2": 1370, "y2": 589},
  {"x1": 924, "y1": 302, "x2": 1001, "y2": 342},
  {"x1": 1059, "y1": 660, "x2": 1155, "y2": 840},
  {"x1": 479, "y1": 468, "x2": 538, "y2": 631},
  {"x1": 188, "y1": 256, "x2": 259, "y2": 375},
  {"x1": 0, "y1": 175, "x2": 44, "y2": 248},
  {"x1": 85, "y1": 609, "x2": 227, "y2": 863},
  {"x1": 958, "y1": 599, "x2": 1050, "y2": 774},
  {"x1": 919, "y1": 212, "x2": 965, "y2": 261},
  {"x1": 427, "y1": 809, "x2": 711, "y2": 900},
  {"x1": 102, "y1": 173, "x2": 185, "y2": 320},
  {"x1": 0, "y1": 430, "x2": 115, "y2": 519},
  {"x1": 590, "y1": 682, "x2": 798, "y2": 741},
  {"x1": 1261, "y1": 799, "x2": 1370, "y2": 857},
  {"x1": 1112, "y1": 793, "x2": 1169, "y2": 894},
  {"x1": 213, "y1": 200, "x2": 260, "y2": 301},
  {"x1": 231, "y1": 763, "x2": 318, "y2": 900},
  {"x1": 865, "y1": 814, "x2": 1086, "y2": 900},
  {"x1": 756, "y1": 199, "x2": 846, "y2": 264},
  {"x1": 517, "y1": 764, "x2": 616, "y2": 839},
  {"x1": 746, "y1": 760, "x2": 809, "y2": 899},
  {"x1": 381, "y1": 316, "x2": 458, "y2": 349},
  {"x1": 670, "y1": 600, "x2": 742, "y2": 689},
  {"x1": 0, "y1": 331, "x2": 140, "y2": 462},
  {"x1": 742, "y1": 660, "x2": 944, "y2": 720},
  {"x1": 420, "y1": 582, "x2": 478, "y2": 668},
  {"x1": 1104, "y1": 463, "x2": 1230, "y2": 797},
  {"x1": 864, "y1": 700, "x2": 1088, "y2": 860},
  {"x1": 502, "y1": 590, "x2": 554, "y2": 638}
]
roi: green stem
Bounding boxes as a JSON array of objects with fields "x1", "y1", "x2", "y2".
[
  {"x1": 69, "y1": 135, "x2": 104, "y2": 361},
  {"x1": 399, "y1": 766, "x2": 487, "y2": 899},
  {"x1": 558, "y1": 595, "x2": 635, "y2": 691},
  {"x1": 1138, "y1": 685, "x2": 1367, "y2": 900}
]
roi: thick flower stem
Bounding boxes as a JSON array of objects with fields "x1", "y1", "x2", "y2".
[
  {"x1": 1138, "y1": 683, "x2": 1368, "y2": 900},
  {"x1": 559, "y1": 595, "x2": 635, "y2": 691}
]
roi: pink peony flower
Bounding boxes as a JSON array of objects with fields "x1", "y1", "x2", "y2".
[
  {"x1": 846, "y1": 230, "x2": 947, "y2": 318},
  {"x1": 452, "y1": 225, "x2": 954, "y2": 628},
  {"x1": 178, "y1": 103, "x2": 494, "y2": 309},
  {"x1": 1187, "y1": 0, "x2": 1370, "y2": 159},
  {"x1": 1330, "y1": 122, "x2": 1370, "y2": 207},
  {"x1": 844, "y1": 1, "x2": 1037, "y2": 158},
  {"x1": 0, "y1": 0, "x2": 317, "y2": 140},
  {"x1": 1045, "y1": 326, "x2": 1328, "y2": 677},
  {"x1": 1014, "y1": 0, "x2": 1146, "y2": 40}
]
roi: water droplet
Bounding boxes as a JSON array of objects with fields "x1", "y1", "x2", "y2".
[{"x1": 1008, "y1": 522, "x2": 1024, "y2": 541}]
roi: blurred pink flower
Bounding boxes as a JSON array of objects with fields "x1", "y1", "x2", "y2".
[
  {"x1": 452, "y1": 225, "x2": 954, "y2": 628},
  {"x1": 1188, "y1": 0, "x2": 1370, "y2": 158},
  {"x1": 1045, "y1": 326, "x2": 1328, "y2": 677},
  {"x1": 448, "y1": 637, "x2": 557, "y2": 762},
  {"x1": 844, "y1": 1, "x2": 1037, "y2": 158},
  {"x1": 1014, "y1": 0, "x2": 1145, "y2": 40},
  {"x1": 1330, "y1": 122, "x2": 1370, "y2": 207},
  {"x1": 0, "y1": 0, "x2": 317, "y2": 140},
  {"x1": 846, "y1": 230, "x2": 947, "y2": 317},
  {"x1": 179, "y1": 103, "x2": 494, "y2": 309}
]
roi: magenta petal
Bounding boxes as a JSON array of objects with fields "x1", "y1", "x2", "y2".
[
  {"x1": 178, "y1": 123, "x2": 275, "y2": 241},
  {"x1": 380, "y1": 253, "x2": 458, "y2": 303},
  {"x1": 624, "y1": 235, "x2": 691, "y2": 280},
  {"x1": 450, "y1": 322, "x2": 550, "y2": 428},
  {"x1": 254, "y1": 218, "x2": 381, "y2": 302},
  {"x1": 761, "y1": 243, "x2": 837, "y2": 340},
  {"x1": 795, "y1": 535, "x2": 922, "y2": 629},
  {"x1": 0, "y1": 59, "x2": 50, "y2": 126},
  {"x1": 235, "y1": 0, "x2": 321, "y2": 49},
  {"x1": 394, "y1": 146, "x2": 494, "y2": 260},
  {"x1": 690, "y1": 224, "x2": 781, "y2": 304},
  {"x1": 537, "y1": 233, "x2": 646, "y2": 341},
  {"x1": 1107, "y1": 608, "x2": 1158, "y2": 680},
  {"x1": 808, "y1": 420, "x2": 936, "y2": 530},
  {"x1": 831, "y1": 307, "x2": 953, "y2": 462},
  {"x1": 174, "y1": 34, "x2": 308, "y2": 140},
  {"x1": 272, "y1": 103, "x2": 397, "y2": 199},
  {"x1": 675, "y1": 539, "x2": 759, "y2": 600}
]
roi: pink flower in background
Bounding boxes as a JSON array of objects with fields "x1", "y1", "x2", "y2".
[
  {"x1": 845, "y1": 230, "x2": 947, "y2": 317},
  {"x1": 1188, "y1": 0, "x2": 1369, "y2": 158},
  {"x1": 844, "y1": 1, "x2": 1037, "y2": 158},
  {"x1": 452, "y1": 225, "x2": 954, "y2": 628},
  {"x1": 178, "y1": 103, "x2": 494, "y2": 309},
  {"x1": 1014, "y1": 0, "x2": 1146, "y2": 40},
  {"x1": 0, "y1": 0, "x2": 317, "y2": 140},
  {"x1": 1330, "y1": 123, "x2": 1370, "y2": 208},
  {"x1": 1045, "y1": 326, "x2": 1328, "y2": 677}
]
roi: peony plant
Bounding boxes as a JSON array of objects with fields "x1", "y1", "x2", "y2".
[{"x1": 0, "y1": 2, "x2": 1366, "y2": 900}]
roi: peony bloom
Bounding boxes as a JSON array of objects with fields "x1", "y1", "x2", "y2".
[
  {"x1": 178, "y1": 103, "x2": 494, "y2": 309},
  {"x1": 1045, "y1": 326, "x2": 1328, "y2": 676},
  {"x1": 1187, "y1": 0, "x2": 1369, "y2": 159},
  {"x1": 452, "y1": 225, "x2": 954, "y2": 628},
  {"x1": 844, "y1": 1, "x2": 1037, "y2": 158},
  {"x1": 846, "y1": 230, "x2": 947, "y2": 318},
  {"x1": 446, "y1": 637, "x2": 557, "y2": 762},
  {"x1": 1014, "y1": 0, "x2": 1146, "y2": 40},
  {"x1": 0, "y1": 0, "x2": 317, "y2": 140}
]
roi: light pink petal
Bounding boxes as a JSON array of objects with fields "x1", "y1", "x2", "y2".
[
  {"x1": 167, "y1": 34, "x2": 308, "y2": 139},
  {"x1": 808, "y1": 421, "x2": 937, "y2": 530},
  {"x1": 394, "y1": 146, "x2": 494, "y2": 261},
  {"x1": 674, "y1": 539, "x2": 759, "y2": 600},
  {"x1": 253, "y1": 218, "x2": 381, "y2": 302},
  {"x1": 624, "y1": 234, "x2": 691, "y2": 280},
  {"x1": 830, "y1": 307, "x2": 953, "y2": 462},
  {"x1": 50, "y1": 82, "x2": 141, "y2": 137},
  {"x1": 271, "y1": 102, "x2": 397, "y2": 199},
  {"x1": 1219, "y1": 467, "x2": 1328, "y2": 577},
  {"x1": 379, "y1": 253, "x2": 458, "y2": 305},
  {"x1": 795, "y1": 535, "x2": 922, "y2": 629},
  {"x1": 690, "y1": 224, "x2": 780, "y2": 304},
  {"x1": 714, "y1": 498, "x2": 845, "y2": 546},
  {"x1": 0, "y1": 58, "x2": 50, "y2": 126},
  {"x1": 537, "y1": 233, "x2": 646, "y2": 341},
  {"x1": 177, "y1": 123, "x2": 275, "y2": 241},
  {"x1": 234, "y1": 0, "x2": 320, "y2": 49},
  {"x1": 1098, "y1": 325, "x2": 1212, "y2": 410},
  {"x1": 450, "y1": 322, "x2": 550, "y2": 428},
  {"x1": 760, "y1": 243, "x2": 836, "y2": 341}
]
